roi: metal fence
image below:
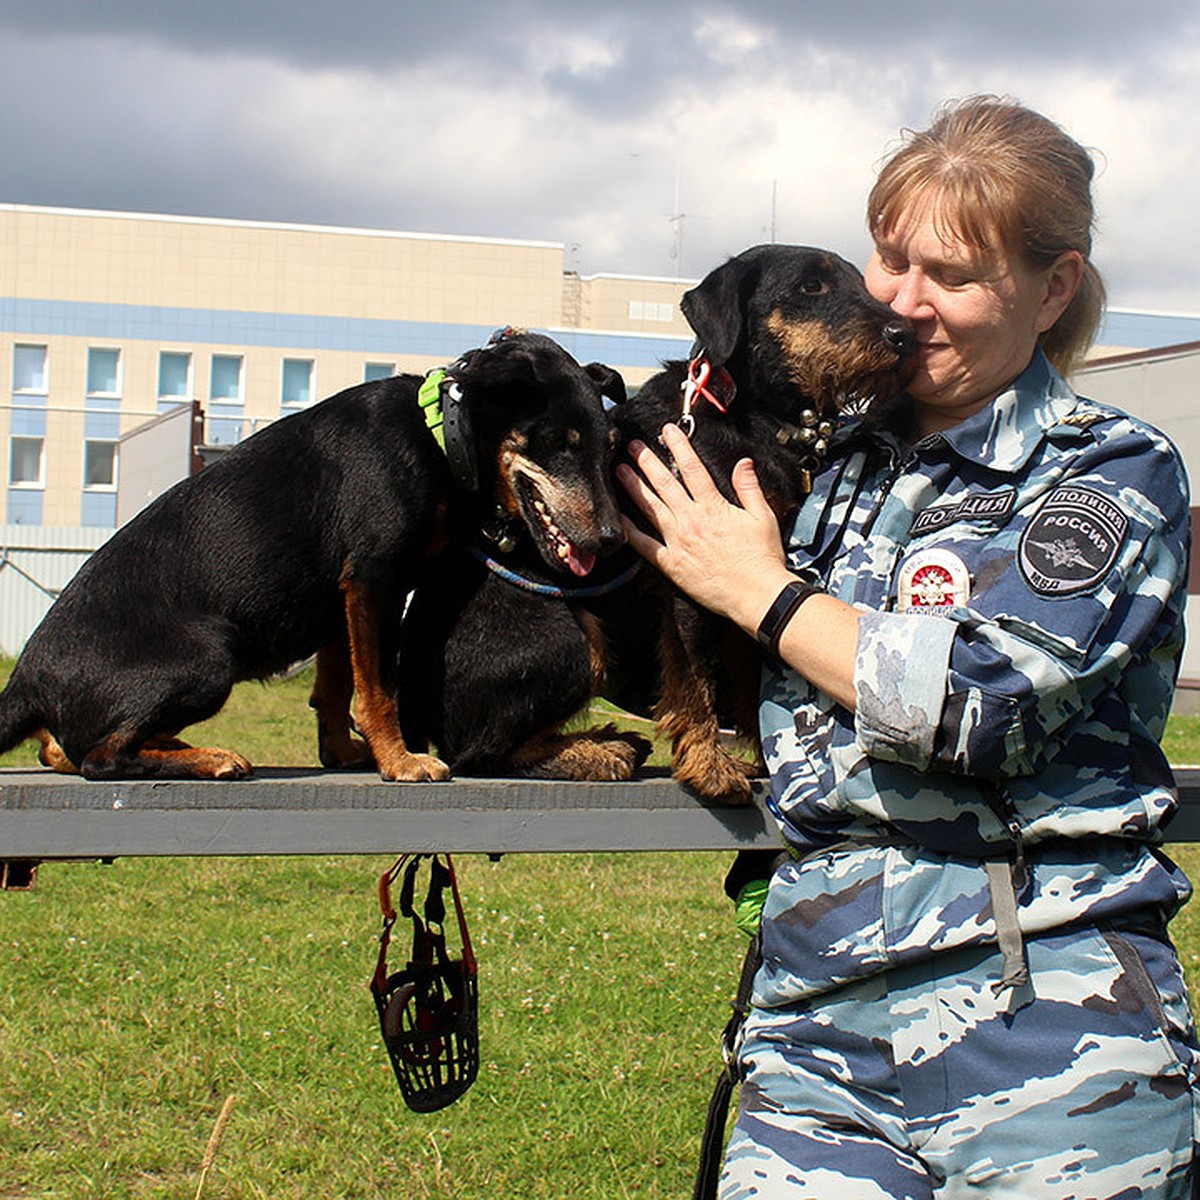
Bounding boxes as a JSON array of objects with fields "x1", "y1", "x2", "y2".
[{"x1": 0, "y1": 526, "x2": 109, "y2": 657}]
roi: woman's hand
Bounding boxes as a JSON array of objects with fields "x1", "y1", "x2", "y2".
[
  {"x1": 617, "y1": 422, "x2": 860, "y2": 709},
  {"x1": 616, "y1": 423, "x2": 796, "y2": 634}
]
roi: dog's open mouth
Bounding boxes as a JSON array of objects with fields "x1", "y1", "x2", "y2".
[
  {"x1": 532, "y1": 495, "x2": 595, "y2": 576},
  {"x1": 512, "y1": 470, "x2": 596, "y2": 577}
]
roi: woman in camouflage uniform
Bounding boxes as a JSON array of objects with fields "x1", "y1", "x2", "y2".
[{"x1": 620, "y1": 96, "x2": 1198, "y2": 1198}]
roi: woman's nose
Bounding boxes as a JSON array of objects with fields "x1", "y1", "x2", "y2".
[{"x1": 888, "y1": 271, "x2": 929, "y2": 319}]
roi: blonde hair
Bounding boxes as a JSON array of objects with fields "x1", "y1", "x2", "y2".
[{"x1": 868, "y1": 95, "x2": 1106, "y2": 377}]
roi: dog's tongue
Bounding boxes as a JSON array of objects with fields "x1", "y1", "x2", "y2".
[{"x1": 567, "y1": 544, "x2": 595, "y2": 577}]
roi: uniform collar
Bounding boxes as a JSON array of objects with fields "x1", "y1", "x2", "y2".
[
  {"x1": 933, "y1": 350, "x2": 1078, "y2": 474},
  {"x1": 832, "y1": 349, "x2": 1078, "y2": 475}
]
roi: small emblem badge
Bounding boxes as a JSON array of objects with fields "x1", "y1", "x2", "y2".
[
  {"x1": 1018, "y1": 486, "x2": 1128, "y2": 597},
  {"x1": 896, "y1": 548, "x2": 971, "y2": 611}
]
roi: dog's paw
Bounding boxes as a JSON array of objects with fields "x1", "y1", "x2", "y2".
[
  {"x1": 212, "y1": 750, "x2": 254, "y2": 780},
  {"x1": 673, "y1": 742, "x2": 756, "y2": 805},
  {"x1": 602, "y1": 731, "x2": 653, "y2": 776},
  {"x1": 378, "y1": 752, "x2": 451, "y2": 783},
  {"x1": 318, "y1": 739, "x2": 375, "y2": 770}
]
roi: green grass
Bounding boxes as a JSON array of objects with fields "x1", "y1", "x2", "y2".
[
  {"x1": 2, "y1": 663, "x2": 1200, "y2": 1197},
  {"x1": 0, "y1": 851, "x2": 740, "y2": 1199}
]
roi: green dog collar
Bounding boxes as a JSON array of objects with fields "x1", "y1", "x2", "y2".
[{"x1": 417, "y1": 368, "x2": 447, "y2": 451}]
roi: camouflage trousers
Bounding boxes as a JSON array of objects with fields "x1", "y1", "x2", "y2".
[{"x1": 720, "y1": 924, "x2": 1198, "y2": 1198}]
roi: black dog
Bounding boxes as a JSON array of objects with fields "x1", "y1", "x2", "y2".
[
  {"x1": 0, "y1": 329, "x2": 624, "y2": 781},
  {"x1": 396, "y1": 384, "x2": 656, "y2": 781},
  {"x1": 398, "y1": 245, "x2": 914, "y2": 798}
]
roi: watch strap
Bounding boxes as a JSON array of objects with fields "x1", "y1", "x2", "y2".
[{"x1": 755, "y1": 580, "x2": 822, "y2": 657}]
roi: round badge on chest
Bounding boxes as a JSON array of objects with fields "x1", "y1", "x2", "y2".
[{"x1": 896, "y1": 548, "x2": 971, "y2": 612}]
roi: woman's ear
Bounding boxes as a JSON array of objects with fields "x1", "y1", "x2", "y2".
[{"x1": 1036, "y1": 250, "x2": 1085, "y2": 333}]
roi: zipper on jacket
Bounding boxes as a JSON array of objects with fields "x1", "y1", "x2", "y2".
[{"x1": 857, "y1": 432, "x2": 946, "y2": 545}]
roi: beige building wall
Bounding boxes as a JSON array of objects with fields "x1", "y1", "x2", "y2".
[
  {"x1": 3, "y1": 205, "x2": 566, "y2": 328},
  {"x1": 576, "y1": 274, "x2": 693, "y2": 340},
  {"x1": 1, "y1": 203, "x2": 701, "y2": 528}
]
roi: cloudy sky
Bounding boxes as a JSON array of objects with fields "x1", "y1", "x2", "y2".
[{"x1": 2, "y1": 1, "x2": 1199, "y2": 313}]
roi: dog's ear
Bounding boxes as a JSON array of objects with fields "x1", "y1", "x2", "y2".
[
  {"x1": 584, "y1": 362, "x2": 627, "y2": 407},
  {"x1": 449, "y1": 346, "x2": 529, "y2": 390},
  {"x1": 680, "y1": 253, "x2": 763, "y2": 367}
]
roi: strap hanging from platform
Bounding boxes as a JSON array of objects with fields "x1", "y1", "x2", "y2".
[{"x1": 693, "y1": 930, "x2": 762, "y2": 1200}]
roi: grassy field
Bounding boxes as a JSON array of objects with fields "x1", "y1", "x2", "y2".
[{"x1": 3, "y1": 665, "x2": 1200, "y2": 1198}]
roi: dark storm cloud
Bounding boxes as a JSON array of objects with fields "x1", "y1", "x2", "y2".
[
  {"x1": 0, "y1": 1, "x2": 1198, "y2": 307},
  {"x1": 3, "y1": 0, "x2": 1194, "y2": 81}
]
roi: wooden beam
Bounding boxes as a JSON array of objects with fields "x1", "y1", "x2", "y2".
[{"x1": 2, "y1": 766, "x2": 1198, "y2": 862}]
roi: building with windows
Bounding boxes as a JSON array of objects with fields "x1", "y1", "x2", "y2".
[{"x1": 0, "y1": 203, "x2": 698, "y2": 530}]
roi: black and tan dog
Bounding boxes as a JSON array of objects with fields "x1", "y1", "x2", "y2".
[
  {"x1": 0, "y1": 329, "x2": 624, "y2": 781},
  {"x1": 398, "y1": 245, "x2": 914, "y2": 799}
]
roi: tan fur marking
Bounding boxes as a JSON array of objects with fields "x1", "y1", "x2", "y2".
[
  {"x1": 766, "y1": 310, "x2": 913, "y2": 410},
  {"x1": 310, "y1": 640, "x2": 373, "y2": 768},
  {"x1": 36, "y1": 730, "x2": 78, "y2": 775},
  {"x1": 499, "y1": 445, "x2": 600, "y2": 537},
  {"x1": 577, "y1": 609, "x2": 609, "y2": 690},
  {"x1": 654, "y1": 619, "x2": 755, "y2": 804},
  {"x1": 509, "y1": 723, "x2": 650, "y2": 781},
  {"x1": 340, "y1": 575, "x2": 449, "y2": 782},
  {"x1": 81, "y1": 736, "x2": 253, "y2": 780}
]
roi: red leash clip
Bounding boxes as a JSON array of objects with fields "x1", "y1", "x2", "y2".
[{"x1": 680, "y1": 355, "x2": 733, "y2": 437}]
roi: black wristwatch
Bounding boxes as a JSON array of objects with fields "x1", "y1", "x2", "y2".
[{"x1": 755, "y1": 579, "x2": 823, "y2": 657}]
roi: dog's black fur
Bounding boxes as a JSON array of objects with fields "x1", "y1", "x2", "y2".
[
  {"x1": 397, "y1": 245, "x2": 914, "y2": 798},
  {"x1": 0, "y1": 330, "x2": 625, "y2": 781}
]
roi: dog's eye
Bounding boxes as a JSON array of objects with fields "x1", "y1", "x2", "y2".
[
  {"x1": 567, "y1": 429, "x2": 582, "y2": 448},
  {"x1": 801, "y1": 279, "x2": 830, "y2": 295}
]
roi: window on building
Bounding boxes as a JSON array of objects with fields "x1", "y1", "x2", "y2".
[
  {"x1": 83, "y1": 440, "x2": 118, "y2": 489},
  {"x1": 364, "y1": 362, "x2": 395, "y2": 382},
  {"x1": 627, "y1": 300, "x2": 674, "y2": 322},
  {"x1": 9, "y1": 436, "x2": 44, "y2": 486},
  {"x1": 158, "y1": 352, "x2": 192, "y2": 400},
  {"x1": 12, "y1": 344, "x2": 48, "y2": 393},
  {"x1": 211, "y1": 355, "x2": 244, "y2": 402},
  {"x1": 281, "y1": 358, "x2": 314, "y2": 407},
  {"x1": 87, "y1": 348, "x2": 121, "y2": 396}
]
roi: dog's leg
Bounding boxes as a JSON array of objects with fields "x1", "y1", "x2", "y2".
[
  {"x1": 79, "y1": 734, "x2": 252, "y2": 780},
  {"x1": 36, "y1": 730, "x2": 79, "y2": 775},
  {"x1": 340, "y1": 573, "x2": 450, "y2": 782},
  {"x1": 309, "y1": 640, "x2": 374, "y2": 768},
  {"x1": 655, "y1": 612, "x2": 757, "y2": 804},
  {"x1": 508, "y1": 722, "x2": 651, "y2": 781}
]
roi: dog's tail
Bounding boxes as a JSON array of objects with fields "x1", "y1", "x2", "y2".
[{"x1": 0, "y1": 673, "x2": 42, "y2": 755}]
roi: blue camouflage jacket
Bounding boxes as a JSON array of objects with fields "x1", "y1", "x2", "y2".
[{"x1": 756, "y1": 350, "x2": 1193, "y2": 1005}]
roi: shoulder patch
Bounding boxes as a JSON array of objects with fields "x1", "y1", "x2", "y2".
[{"x1": 1018, "y1": 486, "x2": 1129, "y2": 596}]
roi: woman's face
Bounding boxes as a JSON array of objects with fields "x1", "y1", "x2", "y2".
[{"x1": 864, "y1": 192, "x2": 1079, "y2": 435}]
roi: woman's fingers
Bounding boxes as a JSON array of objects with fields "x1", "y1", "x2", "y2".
[
  {"x1": 656, "y1": 423, "x2": 724, "y2": 502},
  {"x1": 729, "y1": 455, "x2": 776, "y2": 522}
]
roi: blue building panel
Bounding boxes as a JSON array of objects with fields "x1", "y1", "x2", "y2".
[
  {"x1": 1098, "y1": 309, "x2": 1200, "y2": 350},
  {"x1": 10, "y1": 403, "x2": 47, "y2": 438},
  {"x1": 6, "y1": 490, "x2": 43, "y2": 524},
  {"x1": 81, "y1": 491, "x2": 117, "y2": 527},
  {"x1": 0, "y1": 297, "x2": 695, "y2": 365}
]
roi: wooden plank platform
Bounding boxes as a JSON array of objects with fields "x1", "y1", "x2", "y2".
[
  {"x1": 0, "y1": 766, "x2": 777, "y2": 859},
  {"x1": 2, "y1": 765, "x2": 1199, "y2": 862}
]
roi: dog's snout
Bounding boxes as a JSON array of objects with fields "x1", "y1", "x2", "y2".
[
  {"x1": 882, "y1": 320, "x2": 915, "y2": 356},
  {"x1": 598, "y1": 520, "x2": 625, "y2": 553}
]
